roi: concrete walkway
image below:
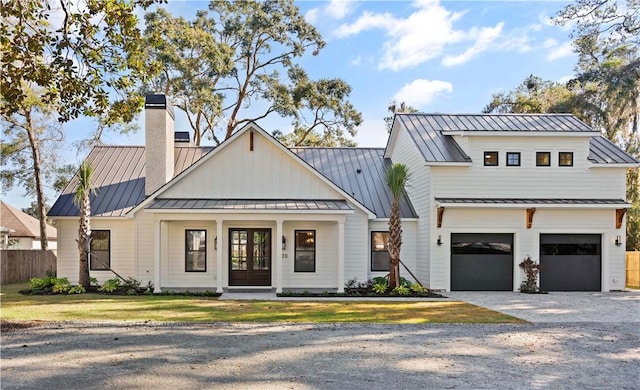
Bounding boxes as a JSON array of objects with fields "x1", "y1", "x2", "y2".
[
  {"x1": 446, "y1": 290, "x2": 640, "y2": 323},
  {"x1": 219, "y1": 292, "x2": 452, "y2": 302}
]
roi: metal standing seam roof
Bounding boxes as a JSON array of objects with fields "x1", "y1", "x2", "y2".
[
  {"x1": 147, "y1": 199, "x2": 353, "y2": 211},
  {"x1": 588, "y1": 136, "x2": 640, "y2": 164},
  {"x1": 290, "y1": 147, "x2": 418, "y2": 219},
  {"x1": 394, "y1": 114, "x2": 471, "y2": 163},
  {"x1": 400, "y1": 113, "x2": 596, "y2": 132},
  {"x1": 48, "y1": 146, "x2": 213, "y2": 217},
  {"x1": 435, "y1": 198, "x2": 630, "y2": 206}
]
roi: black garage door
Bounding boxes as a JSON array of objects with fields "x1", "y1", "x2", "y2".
[
  {"x1": 540, "y1": 234, "x2": 601, "y2": 291},
  {"x1": 451, "y1": 233, "x2": 513, "y2": 291}
]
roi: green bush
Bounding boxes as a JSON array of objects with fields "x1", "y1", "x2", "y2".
[
  {"x1": 372, "y1": 276, "x2": 388, "y2": 285},
  {"x1": 28, "y1": 276, "x2": 54, "y2": 290},
  {"x1": 68, "y1": 285, "x2": 86, "y2": 294},
  {"x1": 51, "y1": 278, "x2": 71, "y2": 294},
  {"x1": 410, "y1": 283, "x2": 427, "y2": 294},
  {"x1": 372, "y1": 282, "x2": 388, "y2": 294},
  {"x1": 98, "y1": 278, "x2": 121, "y2": 293},
  {"x1": 89, "y1": 277, "x2": 99, "y2": 287},
  {"x1": 392, "y1": 285, "x2": 411, "y2": 296}
]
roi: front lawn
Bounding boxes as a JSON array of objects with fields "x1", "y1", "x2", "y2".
[{"x1": 0, "y1": 283, "x2": 525, "y2": 325}]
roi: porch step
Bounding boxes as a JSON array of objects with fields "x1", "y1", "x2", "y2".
[{"x1": 219, "y1": 291, "x2": 278, "y2": 300}]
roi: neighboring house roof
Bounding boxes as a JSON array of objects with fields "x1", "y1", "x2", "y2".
[
  {"x1": 399, "y1": 113, "x2": 595, "y2": 132},
  {"x1": 589, "y1": 136, "x2": 640, "y2": 164},
  {"x1": 290, "y1": 147, "x2": 417, "y2": 218},
  {"x1": 148, "y1": 199, "x2": 353, "y2": 212},
  {"x1": 0, "y1": 201, "x2": 57, "y2": 239},
  {"x1": 49, "y1": 146, "x2": 213, "y2": 217}
]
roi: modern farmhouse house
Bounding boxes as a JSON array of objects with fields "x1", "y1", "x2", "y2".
[{"x1": 49, "y1": 95, "x2": 639, "y2": 292}]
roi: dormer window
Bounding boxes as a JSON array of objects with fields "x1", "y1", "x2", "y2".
[
  {"x1": 506, "y1": 152, "x2": 521, "y2": 167},
  {"x1": 559, "y1": 152, "x2": 574, "y2": 166},
  {"x1": 536, "y1": 152, "x2": 551, "y2": 166},
  {"x1": 484, "y1": 151, "x2": 499, "y2": 166}
]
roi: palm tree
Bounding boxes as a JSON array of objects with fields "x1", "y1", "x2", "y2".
[
  {"x1": 73, "y1": 162, "x2": 96, "y2": 290},
  {"x1": 385, "y1": 162, "x2": 410, "y2": 289}
]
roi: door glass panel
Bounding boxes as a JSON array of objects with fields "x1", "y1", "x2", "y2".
[
  {"x1": 231, "y1": 230, "x2": 247, "y2": 270},
  {"x1": 253, "y1": 231, "x2": 270, "y2": 270}
]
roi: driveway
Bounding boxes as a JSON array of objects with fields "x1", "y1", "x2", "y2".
[{"x1": 445, "y1": 290, "x2": 640, "y2": 323}]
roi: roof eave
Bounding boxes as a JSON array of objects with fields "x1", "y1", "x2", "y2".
[{"x1": 441, "y1": 131, "x2": 600, "y2": 137}]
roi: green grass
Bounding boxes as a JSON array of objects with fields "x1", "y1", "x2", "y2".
[{"x1": 0, "y1": 283, "x2": 525, "y2": 324}]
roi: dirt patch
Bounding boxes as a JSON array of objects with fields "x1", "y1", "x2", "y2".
[{"x1": 0, "y1": 319, "x2": 47, "y2": 333}]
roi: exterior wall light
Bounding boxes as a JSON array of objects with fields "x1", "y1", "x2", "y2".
[
  {"x1": 282, "y1": 235, "x2": 286, "y2": 250},
  {"x1": 437, "y1": 235, "x2": 443, "y2": 246},
  {"x1": 615, "y1": 235, "x2": 622, "y2": 247},
  {"x1": 214, "y1": 236, "x2": 217, "y2": 250}
]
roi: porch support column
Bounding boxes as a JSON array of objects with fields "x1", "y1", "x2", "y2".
[
  {"x1": 337, "y1": 220, "x2": 345, "y2": 293},
  {"x1": 276, "y1": 219, "x2": 283, "y2": 294},
  {"x1": 216, "y1": 219, "x2": 224, "y2": 293},
  {"x1": 153, "y1": 219, "x2": 162, "y2": 293}
]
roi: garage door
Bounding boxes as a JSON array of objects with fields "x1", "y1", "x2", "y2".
[
  {"x1": 540, "y1": 234, "x2": 601, "y2": 291},
  {"x1": 451, "y1": 233, "x2": 513, "y2": 291}
]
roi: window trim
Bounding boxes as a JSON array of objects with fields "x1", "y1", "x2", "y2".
[
  {"x1": 536, "y1": 151, "x2": 551, "y2": 167},
  {"x1": 559, "y1": 151, "x2": 574, "y2": 167},
  {"x1": 483, "y1": 151, "x2": 499, "y2": 166},
  {"x1": 506, "y1": 152, "x2": 521, "y2": 167},
  {"x1": 89, "y1": 230, "x2": 111, "y2": 271},
  {"x1": 185, "y1": 229, "x2": 207, "y2": 273},
  {"x1": 371, "y1": 231, "x2": 390, "y2": 272},
  {"x1": 294, "y1": 230, "x2": 316, "y2": 273}
]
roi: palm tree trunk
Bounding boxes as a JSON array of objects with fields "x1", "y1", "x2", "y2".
[
  {"x1": 77, "y1": 191, "x2": 91, "y2": 289},
  {"x1": 388, "y1": 201, "x2": 402, "y2": 289}
]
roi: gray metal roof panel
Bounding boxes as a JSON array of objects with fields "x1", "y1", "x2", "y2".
[
  {"x1": 396, "y1": 115, "x2": 472, "y2": 163},
  {"x1": 291, "y1": 147, "x2": 417, "y2": 218},
  {"x1": 435, "y1": 198, "x2": 629, "y2": 205},
  {"x1": 399, "y1": 113, "x2": 594, "y2": 132},
  {"x1": 588, "y1": 136, "x2": 639, "y2": 164},
  {"x1": 147, "y1": 199, "x2": 353, "y2": 211},
  {"x1": 49, "y1": 146, "x2": 212, "y2": 217}
]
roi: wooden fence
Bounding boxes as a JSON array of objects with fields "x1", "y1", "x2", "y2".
[
  {"x1": 627, "y1": 252, "x2": 640, "y2": 288},
  {"x1": 1, "y1": 250, "x2": 57, "y2": 285}
]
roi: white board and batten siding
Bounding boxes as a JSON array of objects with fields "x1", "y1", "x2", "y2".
[
  {"x1": 162, "y1": 129, "x2": 341, "y2": 200},
  {"x1": 163, "y1": 220, "x2": 217, "y2": 289},
  {"x1": 387, "y1": 125, "x2": 432, "y2": 285},
  {"x1": 433, "y1": 136, "x2": 626, "y2": 199},
  {"x1": 55, "y1": 218, "x2": 136, "y2": 284},
  {"x1": 368, "y1": 220, "x2": 418, "y2": 283}
]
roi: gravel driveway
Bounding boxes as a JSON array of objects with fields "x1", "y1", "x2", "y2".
[{"x1": 2, "y1": 320, "x2": 638, "y2": 390}]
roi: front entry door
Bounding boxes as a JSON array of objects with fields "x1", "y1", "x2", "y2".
[{"x1": 229, "y1": 228, "x2": 271, "y2": 286}]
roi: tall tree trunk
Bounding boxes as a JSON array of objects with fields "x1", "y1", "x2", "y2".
[
  {"x1": 77, "y1": 190, "x2": 91, "y2": 289},
  {"x1": 388, "y1": 200, "x2": 402, "y2": 289},
  {"x1": 23, "y1": 109, "x2": 48, "y2": 250}
]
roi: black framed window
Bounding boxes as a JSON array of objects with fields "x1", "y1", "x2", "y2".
[
  {"x1": 484, "y1": 151, "x2": 498, "y2": 166},
  {"x1": 294, "y1": 230, "x2": 315, "y2": 272},
  {"x1": 371, "y1": 232, "x2": 390, "y2": 271},
  {"x1": 186, "y1": 230, "x2": 206, "y2": 272},
  {"x1": 536, "y1": 152, "x2": 551, "y2": 166},
  {"x1": 559, "y1": 152, "x2": 573, "y2": 166},
  {"x1": 90, "y1": 230, "x2": 110, "y2": 271},
  {"x1": 506, "y1": 152, "x2": 521, "y2": 166}
]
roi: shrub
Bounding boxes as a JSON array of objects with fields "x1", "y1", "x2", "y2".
[
  {"x1": 392, "y1": 285, "x2": 411, "y2": 296},
  {"x1": 410, "y1": 283, "x2": 427, "y2": 294},
  {"x1": 51, "y1": 278, "x2": 71, "y2": 294},
  {"x1": 68, "y1": 285, "x2": 86, "y2": 294},
  {"x1": 98, "y1": 278, "x2": 121, "y2": 293},
  {"x1": 89, "y1": 277, "x2": 99, "y2": 287},
  {"x1": 372, "y1": 282, "x2": 388, "y2": 294},
  {"x1": 28, "y1": 276, "x2": 53, "y2": 290},
  {"x1": 519, "y1": 256, "x2": 542, "y2": 293},
  {"x1": 372, "y1": 276, "x2": 388, "y2": 285}
]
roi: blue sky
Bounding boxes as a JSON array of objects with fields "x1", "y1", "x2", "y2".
[{"x1": 5, "y1": 0, "x2": 579, "y2": 210}]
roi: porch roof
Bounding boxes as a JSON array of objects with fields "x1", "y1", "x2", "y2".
[
  {"x1": 146, "y1": 198, "x2": 354, "y2": 212},
  {"x1": 435, "y1": 197, "x2": 630, "y2": 207}
]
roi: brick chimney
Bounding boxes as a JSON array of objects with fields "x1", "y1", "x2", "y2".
[{"x1": 145, "y1": 94, "x2": 175, "y2": 196}]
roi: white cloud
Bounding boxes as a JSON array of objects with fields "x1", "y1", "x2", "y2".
[
  {"x1": 306, "y1": 0, "x2": 354, "y2": 25},
  {"x1": 547, "y1": 41, "x2": 574, "y2": 61},
  {"x1": 336, "y1": 1, "x2": 506, "y2": 71},
  {"x1": 557, "y1": 75, "x2": 574, "y2": 84},
  {"x1": 543, "y1": 38, "x2": 558, "y2": 48},
  {"x1": 393, "y1": 79, "x2": 453, "y2": 108},
  {"x1": 443, "y1": 23, "x2": 503, "y2": 67}
]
